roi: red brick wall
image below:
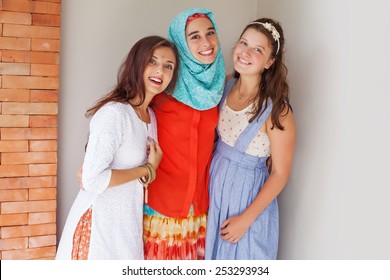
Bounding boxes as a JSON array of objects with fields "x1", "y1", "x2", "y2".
[{"x1": 0, "y1": 0, "x2": 61, "y2": 260}]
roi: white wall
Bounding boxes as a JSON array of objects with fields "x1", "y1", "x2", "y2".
[
  {"x1": 257, "y1": 0, "x2": 390, "y2": 259},
  {"x1": 58, "y1": 0, "x2": 257, "y2": 244}
]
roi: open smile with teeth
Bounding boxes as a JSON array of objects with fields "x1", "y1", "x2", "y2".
[
  {"x1": 238, "y1": 57, "x2": 250, "y2": 65},
  {"x1": 149, "y1": 77, "x2": 162, "y2": 85},
  {"x1": 199, "y1": 49, "x2": 213, "y2": 56}
]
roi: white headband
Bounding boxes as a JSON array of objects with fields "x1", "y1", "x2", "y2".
[{"x1": 249, "y1": 21, "x2": 280, "y2": 55}]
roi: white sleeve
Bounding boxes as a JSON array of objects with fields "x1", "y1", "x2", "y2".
[
  {"x1": 81, "y1": 103, "x2": 125, "y2": 194},
  {"x1": 149, "y1": 108, "x2": 158, "y2": 141}
]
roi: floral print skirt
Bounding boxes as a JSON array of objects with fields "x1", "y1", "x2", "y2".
[
  {"x1": 143, "y1": 204, "x2": 206, "y2": 260},
  {"x1": 71, "y1": 208, "x2": 92, "y2": 260}
]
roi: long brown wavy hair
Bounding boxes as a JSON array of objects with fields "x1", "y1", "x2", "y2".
[
  {"x1": 85, "y1": 36, "x2": 179, "y2": 118},
  {"x1": 234, "y1": 18, "x2": 291, "y2": 130}
]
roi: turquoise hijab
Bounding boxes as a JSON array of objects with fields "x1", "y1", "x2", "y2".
[{"x1": 168, "y1": 8, "x2": 226, "y2": 110}]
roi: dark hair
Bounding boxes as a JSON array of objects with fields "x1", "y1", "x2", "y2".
[
  {"x1": 86, "y1": 36, "x2": 179, "y2": 117},
  {"x1": 234, "y1": 18, "x2": 291, "y2": 130}
]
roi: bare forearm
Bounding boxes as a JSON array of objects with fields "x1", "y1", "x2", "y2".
[
  {"x1": 108, "y1": 166, "x2": 148, "y2": 187},
  {"x1": 241, "y1": 172, "x2": 288, "y2": 224},
  {"x1": 219, "y1": 172, "x2": 290, "y2": 243}
]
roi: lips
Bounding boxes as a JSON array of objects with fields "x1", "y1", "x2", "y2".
[
  {"x1": 237, "y1": 56, "x2": 250, "y2": 65},
  {"x1": 199, "y1": 49, "x2": 214, "y2": 56},
  {"x1": 149, "y1": 77, "x2": 162, "y2": 85}
]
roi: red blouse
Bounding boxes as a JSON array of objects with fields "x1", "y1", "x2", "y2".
[{"x1": 148, "y1": 93, "x2": 218, "y2": 218}]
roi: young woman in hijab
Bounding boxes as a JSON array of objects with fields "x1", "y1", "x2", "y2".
[{"x1": 142, "y1": 8, "x2": 226, "y2": 260}]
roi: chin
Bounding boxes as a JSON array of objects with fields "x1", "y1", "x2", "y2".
[{"x1": 199, "y1": 56, "x2": 216, "y2": 64}]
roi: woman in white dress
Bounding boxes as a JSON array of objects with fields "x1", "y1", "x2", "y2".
[{"x1": 56, "y1": 36, "x2": 179, "y2": 260}]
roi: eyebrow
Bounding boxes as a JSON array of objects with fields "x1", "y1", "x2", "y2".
[
  {"x1": 240, "y1": 37, "x2": 266, "y2": 51},
  {"x1": 256, "y1": 45, "x2": 266, "y2": 51},
  {"x1": 187, "y1": 26, "x2": 215, "y2": 37},
  {"x1": 152, "y1": 55, "x2": 175, "y2": 65}
]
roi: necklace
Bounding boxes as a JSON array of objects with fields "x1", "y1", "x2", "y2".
[
  {"x1": 135, "y1": 106, "x2": 150, "y2": 122},
  {"x1": 237, "y1": 82, "x2": 258, "y2": 103},
  {"x1": 135, "y1": 106, "x2": 150, "y2": 134}
]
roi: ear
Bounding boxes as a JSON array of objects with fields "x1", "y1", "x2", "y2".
[{"x1": 265, "y1": 57, "x2": 275, "y2": 70}]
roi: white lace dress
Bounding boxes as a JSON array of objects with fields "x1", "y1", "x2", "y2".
[{"x1": 56, "y1": 102, "x2": 156, "y2": 260}]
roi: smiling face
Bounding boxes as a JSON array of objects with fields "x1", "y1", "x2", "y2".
[
  {"x1": 233, "y1": 28, "x2": 275, "y2": 76},
  {"x1": 185, "y1": 17, "x2": 219, "y2": 64},
  {"x1": 143, "y1": 46, "x2": 177, "y2": 96}
]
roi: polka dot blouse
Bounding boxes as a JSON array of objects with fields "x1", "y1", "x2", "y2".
[{"x1": 218, "y1": 99, "x2": 271, "y2": 158}]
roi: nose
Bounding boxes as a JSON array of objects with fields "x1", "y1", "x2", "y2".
[
  {"x1": 156, "y1": 65, "x2": 163, "y2": 75},
  {"x1": 201, "y1": 37, "x2": 211, "y2": 47},
  {"x1": 241, "y1": 45, "x2": 251, "y2": 57}
]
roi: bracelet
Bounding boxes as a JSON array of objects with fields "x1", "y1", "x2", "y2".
[
  {"x1": 138, "y1": 162, "x2": 156, "y2": 203},
  {"x1": 144, "y1": 162, "x2": 156, "y2": 181}
]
